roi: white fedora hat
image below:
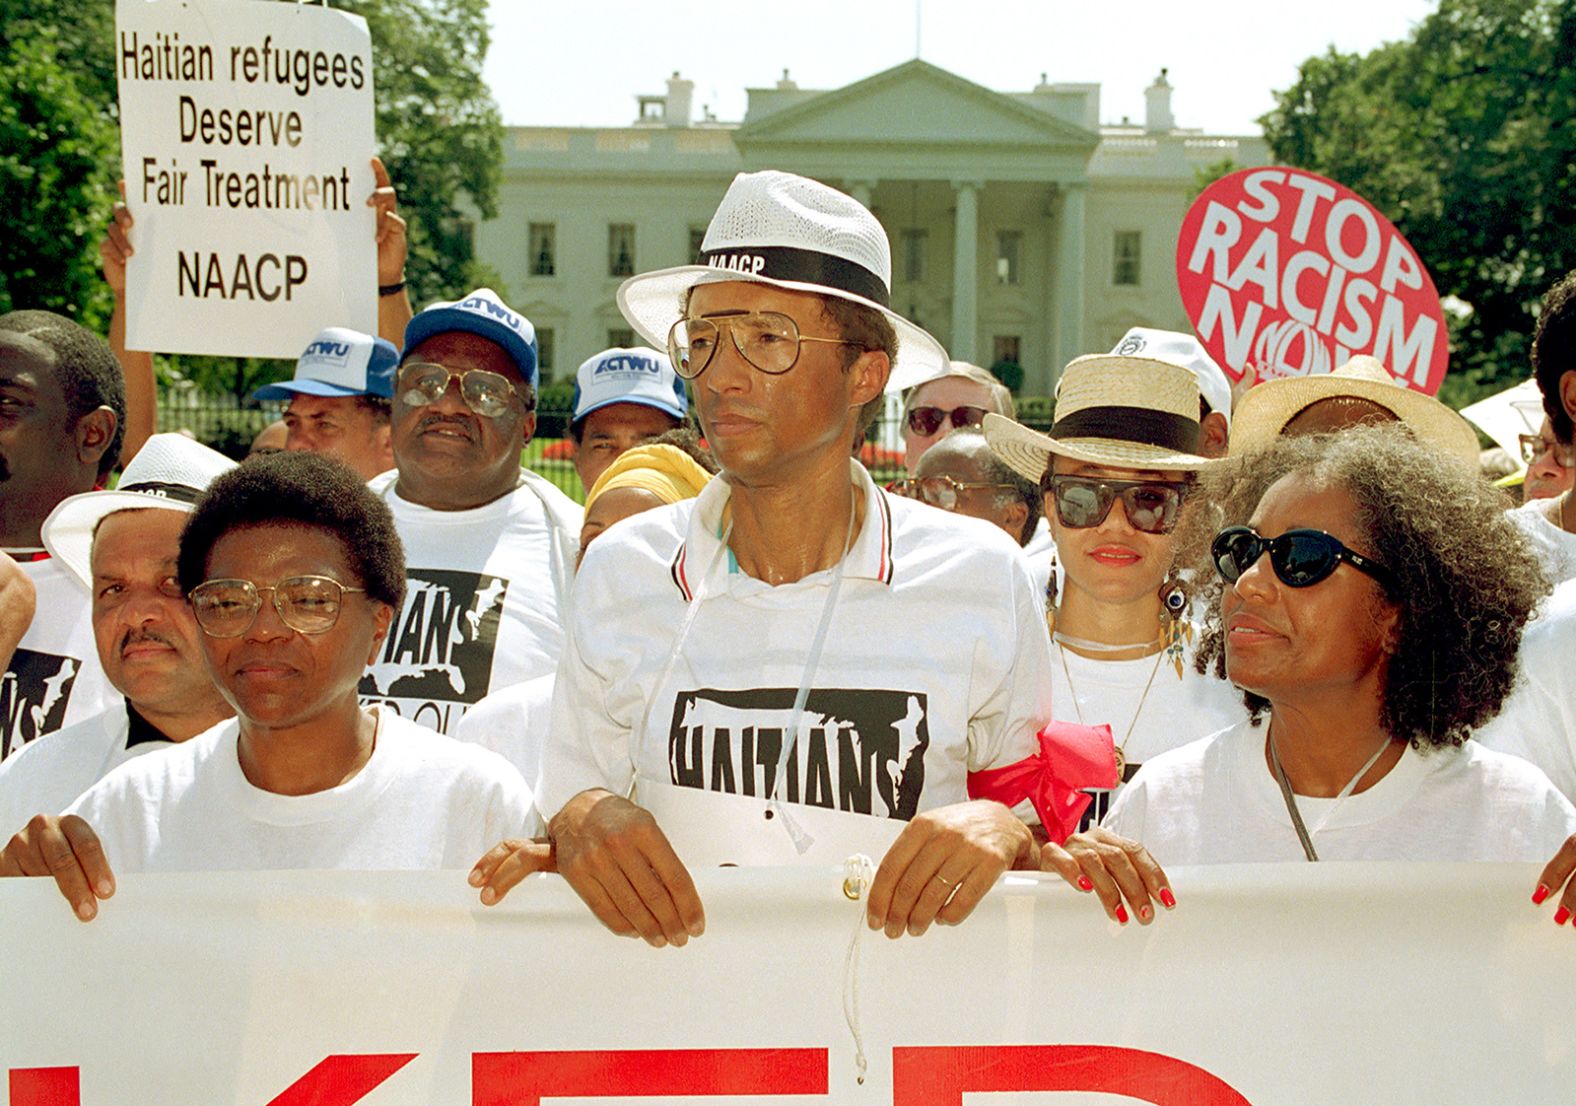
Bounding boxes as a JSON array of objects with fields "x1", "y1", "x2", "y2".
[
  {"x1": 42, "y1": 434, "x2": 237, "y2": 590},
  {"x1": 1229, "y1": 355, "x2": 1481, "y2": 470},
  {"x1": 616, "y1": 170, "x2": 949, "y2": 391},
  {"x1": 983, "y1": 356, "x2": 1215, "y2": 482}
]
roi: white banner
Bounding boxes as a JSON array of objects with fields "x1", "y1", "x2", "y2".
[
  {"x1": 115, "y1": 0, "x2": 376, "y2": 358},
  {"x1": 1, "y1": 865, "x2": 1570, "y2": 1104}
]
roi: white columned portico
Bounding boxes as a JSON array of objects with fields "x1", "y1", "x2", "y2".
[
  {"x1": 950, "y1": 179, "x2": 981, "y2": 362},
  {"x1": 1055, "y1": 180, "x2": 1087, "y2": 375}
]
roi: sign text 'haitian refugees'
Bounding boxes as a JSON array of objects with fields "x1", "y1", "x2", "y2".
[{"x1": 115, "y1": 0, "x2": 377, "y2": 358}]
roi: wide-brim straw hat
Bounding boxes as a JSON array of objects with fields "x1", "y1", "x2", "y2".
[
  {"x1": 983, "y1": 355, "x2": 1215, "y2": 482},
  {"x1": 1230, "y1": 355, "x2": 1481, "y2": 470},
  {"x1": 616, "y1": 170, "x2": 949, "y2": 392},
  {"x1": 42, "y1": 433, "x2": 236, "y2": 590}
]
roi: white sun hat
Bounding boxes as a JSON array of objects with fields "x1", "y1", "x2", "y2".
[
  {"x1": 616, "y1": 170, "x2": 949, "y2": 391},
  {"x1": 982, "y1": 356, "x2": 1214, "y2": 482},
  {"x1": 1110, "y1": 326, "x2": 1232, "y2": 426},
  {"x1": 42, "y1": 433, "x2": 237, "y2": 590}
]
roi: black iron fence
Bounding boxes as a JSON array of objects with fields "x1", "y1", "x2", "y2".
[{"x1": 156, "y1": 390, "x2": 1055, "y2": 502}]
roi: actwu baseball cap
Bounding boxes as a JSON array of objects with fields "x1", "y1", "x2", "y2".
[
  {"x1": 571, "y1": 347, "x2": 687, "y2": 427},
  {"x1": 252, "y1": 327, "x2": 398, "y2": 401}
]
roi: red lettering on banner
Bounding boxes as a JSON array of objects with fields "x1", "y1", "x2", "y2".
[
  {"x1": 264, "y1": 1054, "x2": 418, "y2": 1106},
  {"x1": 471, "y1": 1048, "x2": 828, "y2": 1105},
  {"x1": 890, "y1": 1044, "x2": 1255, "y2": 1105},
  {"x1": 9, "y1": 1068, "x2": 80, "y2": 1106}
]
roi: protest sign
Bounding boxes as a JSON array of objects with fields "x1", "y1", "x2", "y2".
[
  {"x1": 1176, "y1": 168, "x2": 1448, "y2": 395},
  {"x1": 2, "y1": 864, "x2": 1570, "y2": 1104},
  {"x1": 115, "y1": 0, "x2": 376, "y2": 358}
]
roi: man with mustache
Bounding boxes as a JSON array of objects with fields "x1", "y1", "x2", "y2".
[
  {"x1": 0, "y1": 311, "x2": 126, "y2": 759},
  {"x1": 0, "y1": 435, "x2": 236, "y2": 828},
  {"x1": 359, "y1": 290, "x2": 582, "y2": 738}
]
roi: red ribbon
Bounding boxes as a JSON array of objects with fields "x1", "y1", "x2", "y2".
[{"x1": 967, "y1": 720, "x2": 1118, "y2": 844}]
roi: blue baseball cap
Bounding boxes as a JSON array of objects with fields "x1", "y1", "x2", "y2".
[
  {"x1": 402, "y1": 287, "x2": 538, "y2": 389},
  {"x1": 571, "y1": 347, "x2": 687, "y2": 426},
  {"x1": 252, "y1": 327, "x2": 398, "y2": 400}
]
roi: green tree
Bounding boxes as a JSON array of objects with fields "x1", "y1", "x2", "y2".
[
  {"x1": 1261, "y1": 0, "x2": 1576, "y2": 409},
  {"x1": 0, "y1": 9, "x2": 120, "y2": 325}
]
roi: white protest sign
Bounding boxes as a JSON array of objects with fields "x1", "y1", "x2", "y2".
[
  {"x1": 115, "y1": 0, "x2": 376, "y2": 358},
  {"x1": 2, "y1": 865, "x2": 1571, "y2": 1104}
]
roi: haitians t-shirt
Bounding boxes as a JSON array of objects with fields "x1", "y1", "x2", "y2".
[
  {"x1": 537, "y1": 461, "x2": 1054, "y2": 866},
  {"x1": 360, "y1": 471, "x2": 581, "y2": 734},
  {"x1": 1, "y1": 557, "x2": 118, "y2": 761}
]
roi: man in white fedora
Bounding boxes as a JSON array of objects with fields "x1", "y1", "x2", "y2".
[
  {"x1": 1229, "y1": 354, "x2": 1481, "y2": 470},
  {"x1": 1109, "y1": 327, "x2": 1233, "y2": 460},
  {"x1": 0, "y1": 434, "x2": 236, "y2": 831},
  {"x1": 469, "y1": 170, "x2": 1115, "y2": 946},
  {"x1": 253, "y1": 326, "x2": 399, "y2": 481},
  {"x1": 568, "y1": 346, "x2": 688, "y2": 494}
]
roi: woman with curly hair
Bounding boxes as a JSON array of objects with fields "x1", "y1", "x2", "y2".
[{"x1": 1041, "y1": 427, "x2": 1576, "y2": 926}]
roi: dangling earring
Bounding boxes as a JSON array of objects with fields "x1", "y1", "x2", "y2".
[{"x1": 1158, "y1": 570, "x2": 1191, "y2": 676}]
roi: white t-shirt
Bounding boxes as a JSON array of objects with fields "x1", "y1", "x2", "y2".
[
  {"x1": 1049, "y1": 634, "x2": 1249, "y2": 827},
  {"x1": 66, "y1": 707, "x2": 532, "y2": 872},
  {"x1": 1508, "y1": 499, "x2": 1576, "y2": 585},
  {"x1": 0, "y1": 706, "x2": 173, "y2": 833},
  {"x1": 454, "y1": 672, "x2": 554, "y2": 831},
  {"x1": 1104, "y1": 718, "x2": 1576, "y2": 864},
  {"x1": 537, "y1": 461, "x2": 1054, "y2": 866},
  {"x1": 1477, "y1": 579, "x2": 1576, "y2": 803},
  {"x1": 1, "y1": 557, "x2": 119, "y2": 761},
  {"x1": 360, "y1": 471, "x2": 582, "y2": 735}
]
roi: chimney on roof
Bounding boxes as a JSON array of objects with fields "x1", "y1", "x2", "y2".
[
  {"x1": 777, "y1": 68, "x2": 798, "y2": 90},
  {"x1": 1144, "y1": 68, "x2": 1173, "y2": 133},
  {"x1": 664, "y1": 71, "x2": 694, "y2": 127}
]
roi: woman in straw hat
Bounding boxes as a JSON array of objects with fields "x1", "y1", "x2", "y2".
[
  {"x1": 984, "y1": 355, "x2": 1248, "y2": 839},
  {"x1": 1039, "y1": 427, "x2": 1576, "y2": 929}
]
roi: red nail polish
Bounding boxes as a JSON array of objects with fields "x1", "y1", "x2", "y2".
[
  {"x1": 1076, "y1": 876, "x2": 1094, "y2": 892},
  {"x1": 1556, "y1": 906, "x2": 1571, "y2": 926},
  {"x1": 1159, "y1": 888, "x2": 1177, "y2": 909},
  {"x1": 1532, "y1": 884, "x2": 1552, "y2": 905},
  {"x1": 1114, "y1": 904, "x2": 1129, "y2": 924}
]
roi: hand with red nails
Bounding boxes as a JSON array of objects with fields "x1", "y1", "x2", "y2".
[
  {"x1": 864, "y1": 800, "x2": 1037, "y2": 939},
  {"x1": 1532, "y1": 834, "x2": 1576, "y2": 928},
  {"x1": 0, "y1": 814, "x2": 116, "y2": 922},
  {"x1": 1040, "y1": 826, "x2": 1174, "y2": 926}
]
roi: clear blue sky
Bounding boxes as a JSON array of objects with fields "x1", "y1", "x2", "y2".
[{"x1": 484, "y1": 0, "x2": 1439, "y2": 134}]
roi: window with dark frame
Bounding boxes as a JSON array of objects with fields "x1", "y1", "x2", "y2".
[
  {"x1": 1114, "y1": 230, "x2": 1142, "y2": 286},
  {"x1": 900, "y1": 228, "x2": 928, "y2": 284},
  {"x1": 993, "y1": 335, "x2": 1022, "y2": 365},
  {"x1": 995, "y1": 230, "x2": 1022, "y2": 285},
  {"x1": 530, "y1": 223, "x2": 556, "y2": 277},
  {"x1": 608, "y1": 224, "x2": 636, "y2": 278},
  {"x1": 536, "y1": 327, "x2": 555, "y2": 381}
]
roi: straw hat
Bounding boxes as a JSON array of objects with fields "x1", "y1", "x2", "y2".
[
  {"x1": 982, "y1": 355, "x2": 1214, "y2": 482},
  {"x1": 42, "y1": 433, "x2": 237, "y2": 590},
  {"x1": 1229, "y1": 356, "x2": 1481, "y2": 469},
  {"x1": 616, "y1": 170, "x2": 949, "y2": 391}
]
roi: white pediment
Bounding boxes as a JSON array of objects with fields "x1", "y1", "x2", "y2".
[{"x1": 737, "y1": 61, "x2": 1098, "y2": 151}]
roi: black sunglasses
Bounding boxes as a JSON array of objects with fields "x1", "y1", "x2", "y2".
[
  {"x1": 1211, "y1": 525, "x2": 1394, "y2": 589},
  {"x1": 906, "y1": 405, "x2": 988, "y2": 436},
  {"x1": 1041, "y1": 474, "x2": 1191, "y2": 535}
]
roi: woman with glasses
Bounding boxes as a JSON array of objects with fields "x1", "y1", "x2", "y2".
[
  {"x1": 0, "y1": 453, "x2": 532, "y2": 920},
  {"x1": 984, "y1": 355, "x2": 1248, "y2": 838},
  {"x1": 1042, "y1": 428, "x2": 1576, "y2": 929}
]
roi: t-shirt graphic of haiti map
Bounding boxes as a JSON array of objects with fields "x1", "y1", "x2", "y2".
[
  {"x1": 359, "y1": 568, "x2": 507, "y2": 734},
  {"x1": 666, "y1": 687, "x2": 930, "y2": 820},
  {"x1": 1, "y1": 649, "x2": 80, "y2": 760}
]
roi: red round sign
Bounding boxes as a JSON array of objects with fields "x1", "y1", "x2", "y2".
[{"x1": 1175, "y1": 167, "x2": 1448, "y2": 395}]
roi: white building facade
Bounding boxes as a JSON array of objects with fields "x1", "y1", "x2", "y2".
[{"x1": 476, "y1": 61, "x2": 1267, "y2": 396}]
